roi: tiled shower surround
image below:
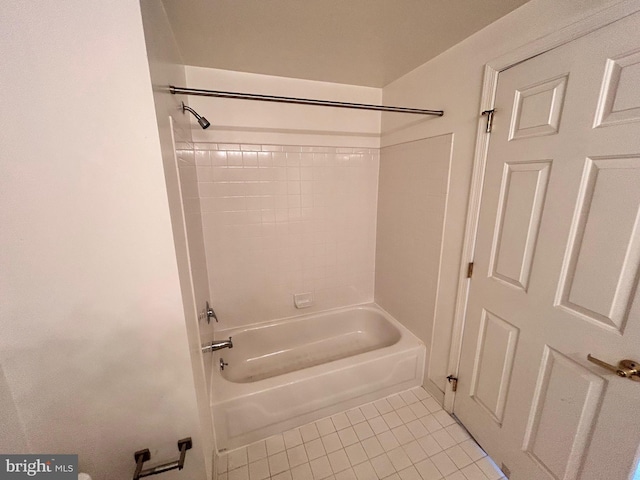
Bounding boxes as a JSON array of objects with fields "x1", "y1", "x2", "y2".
[{"x1": 176, "y1": 143, "x2": 379, "y2": 329}]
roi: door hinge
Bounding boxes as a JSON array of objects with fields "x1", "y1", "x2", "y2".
[
  {"x1": 446, "y1": 375, "x2": 458, "y2": 392},
  {"x1": 482, "y1": 109, "x2": 495, "y2": 133},
  {"x1": 467, "y1": 262, "x2": 474, "y2": 278}
]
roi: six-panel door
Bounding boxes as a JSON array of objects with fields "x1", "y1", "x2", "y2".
[{"x1": 455, "y1": 11, "x2": 640, "y2": 480}]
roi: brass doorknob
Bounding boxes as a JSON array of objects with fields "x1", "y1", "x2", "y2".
[{"x1": 587, "y1": 354, "x2": 640, "y2": 381}]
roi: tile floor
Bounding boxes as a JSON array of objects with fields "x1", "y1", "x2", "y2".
[{"x1": 216, "y1": 387, "x2": 506, "y2": 480}]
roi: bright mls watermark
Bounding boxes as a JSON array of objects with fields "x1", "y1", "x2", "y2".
[{"x1": 0, "y1": 455, "x2": 77, "y2": 479}]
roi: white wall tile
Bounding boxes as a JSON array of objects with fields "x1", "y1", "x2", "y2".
[{"x1": 199, "y1": 143, "x2": 378, "y2": 328}]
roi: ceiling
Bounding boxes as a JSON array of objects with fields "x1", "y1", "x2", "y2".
[{"x1": 162, "y1": 0, "x2": 531, "y2": 88}]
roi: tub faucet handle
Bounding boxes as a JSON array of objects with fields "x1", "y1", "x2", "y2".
[{"x1": 206, "y1": 301, "x2": 218, "y2": 323}]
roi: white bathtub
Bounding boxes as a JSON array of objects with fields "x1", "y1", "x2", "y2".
[{"x1": 210, "y1": 303, "x2": 425, "y2": 452}]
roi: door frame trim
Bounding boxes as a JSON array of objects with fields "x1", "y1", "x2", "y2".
[{"x1": 444, "y1": 0, "x2": 640, "y2": 412}]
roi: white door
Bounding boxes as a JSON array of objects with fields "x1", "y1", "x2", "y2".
[{"x1": 455, "y1": 12, "x2": 640, "y2": 480}]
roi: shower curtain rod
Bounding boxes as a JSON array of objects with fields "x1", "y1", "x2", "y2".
[{"x1": 169, "y1": 86, "x2": 444, "y2": 116}]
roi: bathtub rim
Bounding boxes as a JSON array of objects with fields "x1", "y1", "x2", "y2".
[
  {"x1": 214, "y1": 301, "x2": 400, "y2": 338},
  {"x1": 208, "y1": 302, "x2": 424, "y2": 404}
]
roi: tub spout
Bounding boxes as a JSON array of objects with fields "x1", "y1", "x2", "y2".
[{"x1": 202, "y1": 337, "x2": 233, "y2": 353}]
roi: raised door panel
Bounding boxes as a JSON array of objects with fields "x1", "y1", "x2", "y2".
[
  {"x1": 556, "y1": 155, "x2": 640, "y2": 334},
  {"x1": 469, "y1": 310, "x2": 519, "y2": 425},
  {"x1": 490, "y1": 161, "x2": 551, "y2": 290},
  {"x1": 523, "y1": 347, "x2": 605, "y2": 480},
  {"x1": 594, "y1": 49, "x2": 640, "y2": 127},
  {"x1": 509, "y1": 75, "x2": 569, "y2": 140}
]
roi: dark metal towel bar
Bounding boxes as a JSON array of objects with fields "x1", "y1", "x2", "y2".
[{"x1": 133, "y1": 437, "x2": 192, "y2": 479}]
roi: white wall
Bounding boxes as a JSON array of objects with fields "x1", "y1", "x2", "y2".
[
  {"x1": 380, "y1": 0, "x2": 628, "y2": 394},
  {"x1": 184, "y1": 67, "x2": 382, "y2": 148},
  {"x1": 0, "y1": 1, "x2": 206, "y2": 479},
  {"x1": 375, "y1": 135, "x2": 452, "y2": 397},
  {"x1": 139, "y1": 0, "x2": 214, "y2": 476}
]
